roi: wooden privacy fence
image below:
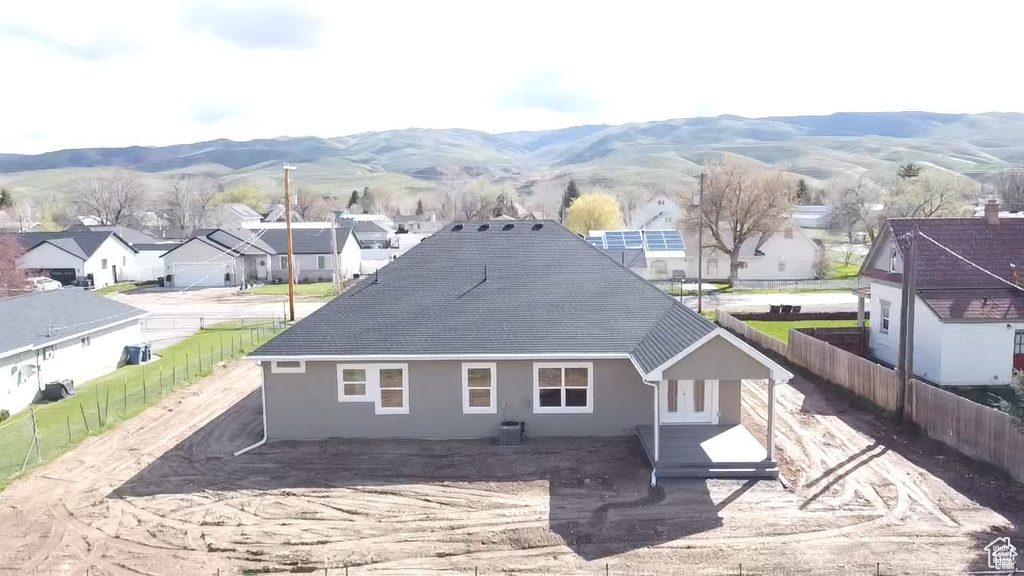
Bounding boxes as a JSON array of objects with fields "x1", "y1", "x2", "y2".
[
  {"x1": 907, "y1": 379, "x2": 1024, "y2": 483},
  {"x1": 714, "y1": 309, "x2": 788, "y2": 356},
  {"x1": 717, "y1": 309, "x2": 1024, "y2": 483},
  {"x1": 787, "y1": 330, "x2": 899, "y2": 412}
]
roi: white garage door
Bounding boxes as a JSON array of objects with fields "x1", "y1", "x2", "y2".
[{"x1": 173, "y1": 263, "x2": 227, "y2": 287}]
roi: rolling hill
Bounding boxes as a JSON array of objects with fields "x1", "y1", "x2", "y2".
[{"x1": 2, "y1": 111, "x2": 1023, "y2": 206}]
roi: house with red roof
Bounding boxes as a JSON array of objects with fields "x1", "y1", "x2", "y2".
[{"x1": 859, "y1": 200, "x2": 1024, "y2": 386}]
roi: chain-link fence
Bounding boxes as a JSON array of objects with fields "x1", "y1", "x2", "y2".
[
  {"x1": 221, "y1": 563, "x2": 906, "y2": 576},
  {"x1": 0, "y1": 319, "x2": 284, "y2": 486}
]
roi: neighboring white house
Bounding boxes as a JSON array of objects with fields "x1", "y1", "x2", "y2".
[
  {"x1": 64, "y1": 225, "x2": 182, "y2": 282},
  {"x1": 161, "y1": 229, "x2": 276, "y2": 288},
  {"x1": 587, "y1": 230, "x2": 687, "y2": 280},
  {"x1": 394, "y1": 213, "x2": 445, "y2": 234},
  {"x1": 860, "y1": 202, "x2": 1024, "y2": 386},
  {"x1": 630, "y1": 195, "x2": 682, "y2": 230},
  {"x1": 791, "y1": 205, "x2": 834, "y2": 230},
  {"x1": 16, "y1": 230, "x2": 138, "y2": 288},
  {"x1": 0, "y1": 289, "x2": 147, "y2": 415},
  {"x1": 208, "y1": 204, "x2": 263, "y2": 228},
  {"x1": 680, "y1": 219, "x2": 821, "y2": 281},
  {"x1": 259, "y1": 228, "x2": 361, "y2": 282}
]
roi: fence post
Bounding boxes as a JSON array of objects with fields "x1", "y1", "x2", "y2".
[
  {"x1": 66, "y1": 414, "x2": 72, "y2": 443},
  {"x1": 185, "y1": 353, "x2": 190, "y2": 379},
  {"x1": 104, "y1": 384, "x2": 110, "y2": 424},
  {"x1": 29, "y1": 406, "x2": 41, "y2": 462},
  {"x1": 96, "y1": 386, "x2": 103, "y2": 427},
  {"x1": 80, "y1": 403, "x2": 91, "y2": 434}
]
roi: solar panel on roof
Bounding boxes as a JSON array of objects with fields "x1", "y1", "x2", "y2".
[{"x1": 585, "y1": 236, "x2": 604, "y2": 248}]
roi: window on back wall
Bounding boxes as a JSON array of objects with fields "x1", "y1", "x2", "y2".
[
  {"x1": 279, "y1": 255, "x2": 288, "y2": 269},
  {"x1": 533, "y1": 362, "x2": 593, "y2": 414},
  {"x1": 317, "y1": 255, "x2": 329, "y2": 270},
  {"x1": 880, "y1": 300, "x2": 891, "y2": 334},
  {"x1": 889, "y1": 247, "x2": 898, "y2": 273},
  {"x1": 336, "y1": 364, "x2": 409, "y2": 414},
  {"x1": 462, "y1": 362, "x2": 497, "y2": 414},
  {"x1": 778, "y1": 259, "x2": 786, "y2": 272},
  {"x1": 101, "y1": 258, "x2": 108, "y2": 270}
]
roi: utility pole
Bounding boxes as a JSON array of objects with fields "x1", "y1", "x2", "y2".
[
  {"x1": 329, "y1": 211, "x2": 340, "y2": 295},
  {"x1": 895, "y1": 230, "x2": 917, "y2": 422},
  {"x1": 696, "y1": 172, "x2": 706, "y2": 314},
  {"x1": 283, "y1": 164, "x2": 297, "y2": 322}
]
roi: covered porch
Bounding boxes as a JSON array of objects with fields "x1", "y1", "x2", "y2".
[
  {"x1": 635, "y1": 424, "x2": 776, "y2": 478},
  {"x1": 637, "y1": 328, "x2": 792, "y2": 484}
]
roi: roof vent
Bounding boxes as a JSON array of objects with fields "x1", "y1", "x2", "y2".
[
  {"x1": 478, "y1": 224, "x2": 490, "y2": 231},
  {"x1": 531, "y1": 223, "x2": 544, "y2": 231},
  {"x1": 451, "y1": 224, "x2": 464, "y2": 231},
  {"x1": 502, "y1": 223, "x2": 515, "y2": 231}
]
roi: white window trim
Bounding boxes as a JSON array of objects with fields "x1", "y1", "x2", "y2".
[
  {"x1": 889, "y1": 247, "x2": 898, "y2": 273},
  {"x1": 337, "y1": 364, "x2": 371, "y2": 402},
  {"x1": 533, "y1": 362, "x2": 594, "y2": 414},
  {"x1": 336, "y1": 363, "x2": 410, "y2": 415},
  {"x1": 462, "y1": 362, "x2": 497, "y2": 414},
  {"x1": 317, "y1": 255, "x2": 329, "y2": 270},
  {"x1": 271, "y1": 359, "x2": 306, "y2": 374},
  {"x1": 880, "y1": 300, "x2": 891, "y2": 334},
  {"x1": 373, "y1": 363, "x2": 409, "y2": 415}
]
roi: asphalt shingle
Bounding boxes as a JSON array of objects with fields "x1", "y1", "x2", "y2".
[{"x1": 252, "y1": 220, "x2": 715, "y2": 374}]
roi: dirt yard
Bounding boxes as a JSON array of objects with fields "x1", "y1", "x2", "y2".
[{"x1": 0, "y1": 361, "x2": 1021, "y2": 575}]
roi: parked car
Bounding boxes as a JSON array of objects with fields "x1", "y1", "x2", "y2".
[{"x1": 28, "y1": 276, "x2": 62, "y2": 292}]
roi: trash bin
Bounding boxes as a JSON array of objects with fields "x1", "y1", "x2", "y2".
[
  {"x1": 499, "y1": 421, "x2": 525, "y2": 446},
  {"x1": 158, "y1": 276, "x2": 165, "y2": 288},
  {"x1": 41, "y1": 380, "x2": 75, "y2": 402},
  {"x1": 125, "y1": 345, "x2": 144, "y2": 365}
]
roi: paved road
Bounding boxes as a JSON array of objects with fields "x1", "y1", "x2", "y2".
[
  {"x1": 681, "y1": 291, "x2": 860, "y2": 313},
  {"x1": 110, "y1": 287, "x2": 327, "y2": 350}
]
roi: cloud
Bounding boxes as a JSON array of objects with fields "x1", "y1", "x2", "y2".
[
  {"x1": 0, "y1": 23, "x2": 137, "y2": 61},
  {"x1": 189, "y1": 101, "x2": 242, "y2": 125},
  {"x1": 181, "y1": 0, "x2": 323, "y2": 50},
  {"x1": 496, "y1": 69, "x2": 600, "y2": 114}
]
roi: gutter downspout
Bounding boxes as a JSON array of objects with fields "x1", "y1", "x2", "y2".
[
  {"x1": 641, "y1": 379, "x2": 659, "y2": 486},
  {"x1": 233, "y1": 364, "x2": 267, "y2": 457}
]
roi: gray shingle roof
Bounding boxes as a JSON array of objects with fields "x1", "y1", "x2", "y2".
[
  {"x1": 17, "y1": 231, "x2": 136, "y2": 258},
  {"x1": 252, "y1": 220, "x2": 715, "y2": 374},
  {"x1": 259, "y1": 228, "x2": 353, "y2": 254},
  {"x1": 0, "y1": 289, "x2": 147, "y2": 358},
  {"x1": 599, "y1": 248, "x2": 647, "y2": 269},
  {"x1": 65, "y1": 225, "x2": 157, "y2": 245}
]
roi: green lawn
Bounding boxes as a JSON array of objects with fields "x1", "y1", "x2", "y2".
[
  {"x1": 95, "y1": 281, "x2": 154, "y2": 295},
  {"x1": 251, "y1": 282, "x2": 336, "y2": 298},
  {"x1": 0, "y1": 321, "x2": 283, "y2": 489},
  {"x1": 828, "y1": 262, "x2": 861, "y2": 279},
  {"x1": 745, "y1": 319, "x2": 862, "y2": 343}
]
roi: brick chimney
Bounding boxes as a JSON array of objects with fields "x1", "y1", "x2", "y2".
[{"x1": 985, "y1": 198, "x2": 1000, "y2": 225}]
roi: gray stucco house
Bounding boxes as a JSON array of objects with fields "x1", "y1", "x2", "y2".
[{"x1": 246, "y1": 220, "x2": 792, "y2": 482}]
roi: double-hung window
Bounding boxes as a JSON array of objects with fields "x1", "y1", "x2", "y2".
[
  {"x1": 533, "y1": 362, "x2": 593, "y2": 414},
  {"x1": 317, "y1": 255, "x2": 329, "y2": 270},
  {"x1": 462, "y1": 362, "x2": 497, "y2": 414},
  {"x1": 337, "y1": 364, "x2": 408, "y2": 414}
]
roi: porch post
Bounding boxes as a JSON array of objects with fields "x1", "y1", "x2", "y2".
[
  {"x1": 766, "y1": 379, "x2": 779, "y2": 461},
  {"x1": 653, "y1": 381, "x2": 661, "y2": 462},
  {"x1": 856, "y1": 296, "x2": 866, "y2": 328}
]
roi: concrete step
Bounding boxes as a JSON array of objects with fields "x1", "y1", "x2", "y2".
[{"x1": 658, "y1": 465, "x2": 779, "y2": 479}]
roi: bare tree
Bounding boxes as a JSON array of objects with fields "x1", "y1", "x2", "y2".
[
  {"x1": 682, "y1": 158, "x2": 797, "y2": 280},
  {"x1": 360, "y1": 187, "x2": 398, "y2": 215},
  {"x1": 69, "y1": 169, "x2": 146, "y2": 225},
  {"x1": 883, "y1": 171, "x2": 975, "y2": 219},
  {"x1": 995, "y1": 170, "x2": 1024, "y2": 207},
  {"x1": 0, "y1": 234, "x2": 28, "y2": 296},
  {"x1": 163, "y1": 174, "x2": 220, "y2": 233},
  {"x1": 437, "y1": 167, "x2": 484, "y2": 221},
  {"x1": 618, "y1": 189, "x2": 650, "y2": 228},
  {"x1": 294, "y1": 188, "x2": 328, "y2": 221},
  {"x1": 828, "y1": 176, "x2": 884, "y2": 245}
]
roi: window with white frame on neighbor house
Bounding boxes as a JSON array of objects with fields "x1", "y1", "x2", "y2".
[
  {"x1": 317, "y1": 255, "x2": 329, "y2": 270},
  {"x1": 80, "y1": 336, "x2": 91, "y2": 347},
  {"x1": 336, "y1": 364, "x2": 409, "y2": 414},
  {"x1": 101, "y1": 259, "x2": 108, "y2": 270},
  {"x1": 889, "y1": 247, "x2": 897, "y2": 273},
  {"x1": 338, "y1": 366, "x2": 368, "y2": 399},
  {"x1": 534, "y1": 362, "x2": 593, "y2": 413},
  {"x1": 880, "y1": 300, "x2": 891, "y2": 334},
  {"x1": 778, "y1": 259, "x2": 786, "y2": 272},
  {"x1": 462, "y1": 362, "x2": 497, "y2": 414},
  {"x1": 279, "y1": 255, "x2": 288, "y2": 269}
]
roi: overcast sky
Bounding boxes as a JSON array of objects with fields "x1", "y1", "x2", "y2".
[{"x1": 2, "y1": 0, "x2": 1022, "y2": 154}]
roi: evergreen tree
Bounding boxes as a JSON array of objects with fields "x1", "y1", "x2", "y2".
[
  {"x1": 559, "y1": 180, "x2": 581, "y2": 222},
  {"x1": 0, "y1": 188, "x2": 13, "y2": 209},
  {"x1": 898, "y1": 162, "x2": 922, "y2": 180},
  {"x1": 415, "y1": 199, "x2": 424, "y2": 215},
  {"x1": 347, "y1": 190, "x2": 360, "y2": 208},
  {"x1": 796, "y1": 179, "x2": 811, "y2": 204}
]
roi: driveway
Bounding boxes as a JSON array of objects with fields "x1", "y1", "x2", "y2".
[
  {"x1": 0, "y1": 359, "x2": 1018, "y2": 574},
  {"x1": 683, "y1": 291, "x2": 860, "y2": 313},
  {"x1": 110, "y1": 288, "x2": 326, "y2": 351}
]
